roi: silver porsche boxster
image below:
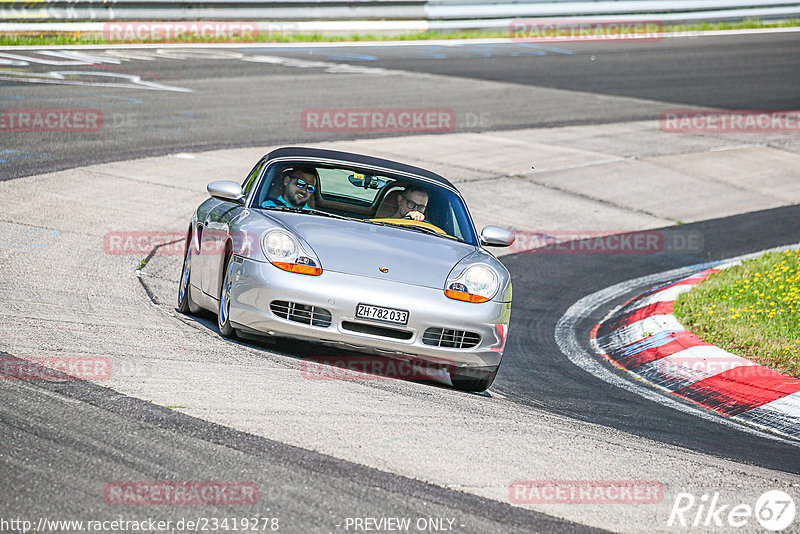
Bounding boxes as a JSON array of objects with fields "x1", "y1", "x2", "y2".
[{"x1": 178, "y1": 147, "x2": 514, "y2": 391}]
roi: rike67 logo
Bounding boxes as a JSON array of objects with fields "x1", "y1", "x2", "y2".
[{"x1": 668, "y1": 490, "x2": 796, "y2": 531}]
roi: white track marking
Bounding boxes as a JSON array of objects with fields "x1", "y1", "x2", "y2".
[
  {"x1": 240, "y1": 54, "x2": 396, "y2": 75},
  {"x1": 0, "y1": 69, "x2": 191, "y2": 91}
]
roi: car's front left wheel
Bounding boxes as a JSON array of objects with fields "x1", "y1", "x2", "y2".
[
  {"x1": 178, "y1": 236, "x2": 202, "y2": 315},
  {"x1": 218, "y1": 257, "x2": 238, "y2": 339}
]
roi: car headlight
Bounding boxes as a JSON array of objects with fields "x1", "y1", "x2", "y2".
[
  {"x1": 445, "y1": 264, "x2": 498, "y2": 303},
  {"x1": 262, "y1": 230, "x2": 322, "y2": 276}
]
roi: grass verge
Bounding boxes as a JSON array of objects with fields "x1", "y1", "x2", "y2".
[
  {"x1": 0, "y1": 18, "x2": 798, "y2": 46},
  {"x1": 673, "y1": 249, "x2": 800, "y2": 378}
]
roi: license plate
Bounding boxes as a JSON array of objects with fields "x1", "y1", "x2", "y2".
[{"x1": 355, "y1": 303, "x2": 409, "y2": 325}]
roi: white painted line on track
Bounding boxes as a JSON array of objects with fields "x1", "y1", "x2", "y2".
[
  {"x1": 555, "y1": 243, "x2": 800, "y2": 446},
  {"x1": 0, "y1": 70, "x2": 192, "y2": 91},
  {"x1": 239, "y1": 54, "x2": 397, "y2": 76}
]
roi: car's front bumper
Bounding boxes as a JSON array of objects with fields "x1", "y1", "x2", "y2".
[{"x1": 228, "y1": 257, "x2": 511, "y2": 369}]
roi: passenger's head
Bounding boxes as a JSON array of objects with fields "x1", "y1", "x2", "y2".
[
  {"x1": 282, "y1": 166, "x2": 318, "y2": 207},
  {"x1": 397, "y1": 186, "x2": 428, "y2": 218}
]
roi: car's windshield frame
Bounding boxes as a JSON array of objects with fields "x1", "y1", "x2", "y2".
[{"x1": 247, "y1": 156, "x2": 480, "y2": 246}]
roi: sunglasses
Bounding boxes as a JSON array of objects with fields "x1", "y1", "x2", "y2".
[
  {"x1": 293, "y1": 178, "x2": 316, "y2": 193},
  {"x1": 402, "y1": 196, "x2": 426, "y2": 213}
]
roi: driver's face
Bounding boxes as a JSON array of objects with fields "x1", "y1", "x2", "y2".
[
  {"x1": 284, "y1": 171, "x2": 317, "y2": 207},
  {"x1": 399, "y1": 190, "x2": 428, "y2": 217}
]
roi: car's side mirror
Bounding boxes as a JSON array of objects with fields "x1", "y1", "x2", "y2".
[
  {"x1": 480, "y1": 226, "x2": 515, "y2": 247},
  {"x1": 207, "y1": 181, "x2": 245, "y2": 204}
]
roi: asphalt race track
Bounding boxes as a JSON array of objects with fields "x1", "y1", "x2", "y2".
[
  {"x1": 1, "y1": 358, "x2": 597, "y2": 533},
  {"x1": 1, "y1": 31, "x2": 799, "y2": 533},
  {"x1": 2, "y1": 32, "x2": 799, "y2": 180}
]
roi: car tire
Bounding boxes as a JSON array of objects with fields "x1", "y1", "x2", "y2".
[
  {"x1": 450, "y1": 366, "x2": 499, "y2": 392},
  {"x1": 218, "y1": 256, "x2": 238, "y2": 339},
  {"x1": 177, "y1": 238, "x2": 202, "y2": 315}
]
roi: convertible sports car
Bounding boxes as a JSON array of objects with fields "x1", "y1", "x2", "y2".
[{"x1": 178, "y1": 147, "x2": 514, "y2": 391}]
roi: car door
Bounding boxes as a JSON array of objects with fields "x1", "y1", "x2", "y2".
[
  {"x1": 199, "y1": 200, "x2": 243, "y2": 298},
  {"x1": 199, "y1": 159, "x2": 266, "y2": 298}
]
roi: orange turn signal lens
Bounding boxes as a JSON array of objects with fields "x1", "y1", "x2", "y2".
[
  {"x1": 444, "y1": 289, "x2": 490, "y2": 303},
  {"x1": 271, "y1": 262, "x2": 323, "y2": 276}
]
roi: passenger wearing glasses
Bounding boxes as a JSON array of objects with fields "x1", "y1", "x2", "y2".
[
  {"x1": 391, "y1": 186, "x2": 428, "y2": 222},
  {"x1": 262, "y1": 167, "x2": 318, "y2": 209}
]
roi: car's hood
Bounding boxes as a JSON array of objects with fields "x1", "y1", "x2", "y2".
[{"x1": 261, "y1": 211, "x2": 476, "y2": 288}]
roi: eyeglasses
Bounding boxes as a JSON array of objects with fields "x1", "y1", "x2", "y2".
[
  {"x1": 402, "y1": 196, "x2": 426, "y2": 213},
  {"x1": 293, "y1": 178, "x2": 316, "y2": 193}
]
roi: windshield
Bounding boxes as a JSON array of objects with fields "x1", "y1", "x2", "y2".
[{"x1": 250, "y1": 161, "x2": 478, "y2": 245}]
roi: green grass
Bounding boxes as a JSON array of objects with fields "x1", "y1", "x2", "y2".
[
  {"x1": 1, "y1": 18, "x2": 798, "y2": 46},
  {"x1": 673, "y1": 249, "x2": 800, "y2": 378}
]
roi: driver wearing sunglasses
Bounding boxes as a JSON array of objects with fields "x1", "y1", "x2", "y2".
[
  {"x1": 262, "y1": 167, "x2": 318, "y2": 209},
  {"x1": 391, "y1": 186, "x2": 428, "y2": 222}
]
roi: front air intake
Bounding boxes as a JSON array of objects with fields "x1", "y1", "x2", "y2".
[
  {"x1": 270, "y1": 301, "x2": 332, "y2": 328},
  {"x1": 422, "y1": 328, "x2": 481, "y2": 349},
  {"x1": 341, "y1": 321, "x2": 413, "y2": 340}
]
